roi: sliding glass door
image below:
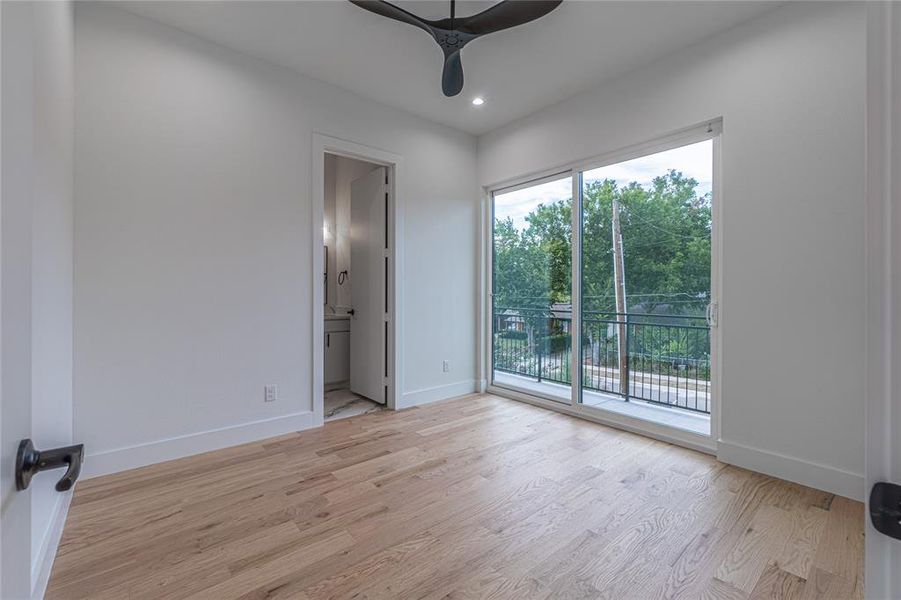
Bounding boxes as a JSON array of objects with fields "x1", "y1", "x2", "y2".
[
  {"x1": 491, "y1": 174, "x2": 572, "y2": 403},
  {"x1": 490, "y1": 125, "x2": 718, "y2": 437},
  {"x1": 578, "y1": 139, "x2": 714, "y2": 436}
]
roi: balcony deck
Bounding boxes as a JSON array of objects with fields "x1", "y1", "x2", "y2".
[{"x1": 493, "y1": 371, "x2": 711, "y2": 436}]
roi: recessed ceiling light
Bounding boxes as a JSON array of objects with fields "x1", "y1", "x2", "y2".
[{"x1": 471, "y1": 97, "x2": 485, "y2": 106}]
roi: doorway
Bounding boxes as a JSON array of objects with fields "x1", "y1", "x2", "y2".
[
  {"x1": 312, "y1": 135, "x2": 403, "y2": 425},
  {"x1": 323, "y1": 154, "x2": 387, "y2": 420}
]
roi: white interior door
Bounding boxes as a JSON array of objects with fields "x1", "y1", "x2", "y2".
[
  {"x1": 865, "y1": 3, "x2": 901, "y2": 597},
  {"x1": 349, "y1": 166, "x2": 387, "y2": 403},
  {"x1": 1, "y1": 3, "x2": 36, "y2": 596}
]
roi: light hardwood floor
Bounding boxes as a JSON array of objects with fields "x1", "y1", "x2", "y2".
[{"x1": 47, "y1": 394, "x2": 864, "y2": 599}]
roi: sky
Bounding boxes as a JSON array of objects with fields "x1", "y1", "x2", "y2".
[{"x1": 495, "y1": 139, "x2": 713, "y2": 231}]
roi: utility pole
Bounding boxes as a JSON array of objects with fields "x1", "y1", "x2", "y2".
[{"x1": 611, "y1": 196, "x2": 629, "y2": 399}]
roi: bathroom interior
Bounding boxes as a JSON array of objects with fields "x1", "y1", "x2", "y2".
[{"x1": 323, "y1": 152, "x2": 386, "y2": 421}]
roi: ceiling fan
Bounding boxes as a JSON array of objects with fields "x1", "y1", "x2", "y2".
[{"x1": 349, "y1": 0, "x2": 563, "y2": 97}]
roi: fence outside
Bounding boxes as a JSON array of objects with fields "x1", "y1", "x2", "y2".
[{"x1": 493, "y1": 307, "x2": 710, "y2": 414}]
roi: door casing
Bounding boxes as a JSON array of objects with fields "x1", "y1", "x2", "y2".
[{"x1": 312, "y1": 135, "x2": 403, "y2": 424}]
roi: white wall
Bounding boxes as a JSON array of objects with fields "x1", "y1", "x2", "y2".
[
  {"x1": 0, "y1": 1, "x2": 74, "y2": 597},
  {"x1": 323, "y1": 154, "x2": 378, "y2": 313},
  {"x1": 333, "y1": 155, "x2": 379, "y2": 311},
  {"x1": 324, "y1": 154, "x2": 337, "y2": 309},
  {"x1": 478, "y1": 2, "x2": 866, "y2": 499},
  {"x1": 74, "y1": 5, "x2": 479, "y2": 477}
]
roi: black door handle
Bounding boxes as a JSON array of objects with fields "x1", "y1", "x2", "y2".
[
  {"x1": 870, "y1": 481, "x2": 901, "y2": 540},
  {"x1": 16, "y1": 439, "x2": 84, "y2": 492}
]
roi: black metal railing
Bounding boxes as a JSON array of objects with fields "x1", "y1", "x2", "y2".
[{"x1": 493, "y1": 307, "x2": 710, "y2": 414}]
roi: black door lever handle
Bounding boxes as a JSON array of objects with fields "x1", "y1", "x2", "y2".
[
  {"x1": 16, "y1": 439, "x2": 84, "y2": 492},
  {"x1": 871, "y1": 481, "x2": 901, "y2": 540}
]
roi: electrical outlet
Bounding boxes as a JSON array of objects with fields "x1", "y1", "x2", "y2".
[
  {"x1": 442, "y1": 360, "x2": 450, "y2": 373},
  {"x1": 264, "y1": 384, "x2": 278, "y2": 402}
]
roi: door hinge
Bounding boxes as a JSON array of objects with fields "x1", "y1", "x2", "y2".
[{"x1": 870, "y1": 482, "x2": 901, "y2": 540}]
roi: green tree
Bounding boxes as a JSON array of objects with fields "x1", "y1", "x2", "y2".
[
  {"x1": 494, "y1": 169, "x2": 711, "y2": 318},
  {"x1": 617, "y1": 170, "x2": 711, "y2": 316},
  {"x1": 492, "y1": 216, "x2": 547, "y2": 310},
  {"x1": 521, "y1": 199, "x2": 572, "y2": 305}
]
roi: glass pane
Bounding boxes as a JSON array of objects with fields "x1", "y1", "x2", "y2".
[
  {"x1": 492, "y1": 175, "x2": 572, "y2": 402},
  {"x1": 579, "y1": 140, "x2": 713, "y2": 435}
]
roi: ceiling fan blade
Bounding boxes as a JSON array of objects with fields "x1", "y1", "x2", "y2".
[
  {"x1": 441, "y1": 51, "x2": 464, "y2": 97},
  {"x1": 457, "y1": 0, "x2": 562, "y2": 36},
  {"x1": 348, "y1": 1, "x2": 435, "y2": 35}
]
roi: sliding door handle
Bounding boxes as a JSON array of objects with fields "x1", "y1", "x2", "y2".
[{"x1": 705, "y1": 302, "x2": 718, "y2": 328}]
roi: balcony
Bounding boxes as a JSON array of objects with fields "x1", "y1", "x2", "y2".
[{"x1": 493, "y1": 307, "x2": 711, "y2": 435}]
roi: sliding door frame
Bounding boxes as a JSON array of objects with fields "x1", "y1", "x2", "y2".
[
  {"x1": 486, "y1": 168, "x2": 573, "y2": 405},
  {"x1": 484, "y1": 120, "x2": 722, "y2": 454}
]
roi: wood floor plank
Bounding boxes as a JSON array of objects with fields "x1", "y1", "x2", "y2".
[
  {"x1": 811, "y1": 496, "x2": 865, "y2": 588},
  {"x1": 747, "y1": 562, "x2": 806, "y2": 600},
  {"x1": 798, "y1": 567, "x2": 856, "y2": 600},
  {"x1": 772, "y1": 505, "x2": 828, "y2": 579},
  {"x1": 716, "y1": 505, "x2": 795, "y2": 593},
  {"x1": 45, "y1": 394, "x2": 865, "y2": 600}
]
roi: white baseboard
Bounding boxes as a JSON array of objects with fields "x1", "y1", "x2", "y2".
[
  {"x1": 31, "y1": 490, "x2": 72, "y2": 600},
  {"x1": 82, "y1": 411, "x2": 316, "y2": 479},
  {"x1": 398, "y1": 380, "x2": 478, "y2": 409},
  {"x1": 716, "y1": 439, "x2": 864, "y2": 501}
]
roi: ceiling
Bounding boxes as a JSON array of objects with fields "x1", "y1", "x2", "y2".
[{"x1": 121, "y1": 1, "x2": 781, "y2": 136}]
